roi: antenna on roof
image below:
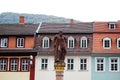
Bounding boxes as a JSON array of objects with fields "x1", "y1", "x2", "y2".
[{"x1": 36, "y1": 22, "x2": 42, "y2": 33}]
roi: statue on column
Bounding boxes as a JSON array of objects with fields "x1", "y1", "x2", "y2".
[{"x1": 54, "y1": 31, "x2": 67, "y2": 62}]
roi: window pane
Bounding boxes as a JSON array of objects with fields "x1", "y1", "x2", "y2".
[
  {"x1": 41, "y1": 59, "x2": 48, "y2": 70},
  {"x1": 119, "y1": 40, "x2": 120, "y2": 47},
  {"x1": 81, "y1": 37, "x2": 87, "y2": 48},
  {"x1": 69, "y1": 40, "x2": 73, "y2": 48},
  {"x1": 17, "y1": 38, "x2": 24, "y2": 47},
  {"x1": 21, "y1": 59, "x2": 29, "y2": 71},
  {"x1": 109, "y1": 23, "x2": 116, "y2": 29},
  {"x1": 110, "y1": 58, "x2": 118, "y2": 71},
  {"x1": 82, "y1": 40, "x2": 86, "y2": 48},
  {"x1": 1, "y1": 38, "x2": 7, "y2": 47},
  {"x1": 68, "y1": 37, "x2": 74, "y2": 48},
  {"x1": 96, "y1": 58, "x2": 104, "y2": 71},
  {"x1": 43, "y1": 37, "x2": 49, "y2": 48},
  {"x1": 10, "y1": 59, "x2": 18, "y2": 71},
  {"x1": 0, "y1": 59, "x2": 7, "y2": 71},
  {"x1": 67, "y1": 59, "x2": 74, "y2": 70},
  {"x1": 71, "y1": 64, "x2": 73, "y2": 69},
  {"x1": 80, "y1": 59, "x2": 87, "y2": 70},
  {"x1": 45, "y1": 40, "x2": 48, "y2": 47},
  {"x1": 105, "y1": 40, "x2": 109, "y2": 47}
]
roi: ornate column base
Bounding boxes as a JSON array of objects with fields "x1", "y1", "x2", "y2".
[{"x1": 54, "y1": 62, "x2": 65, "y2": 80}]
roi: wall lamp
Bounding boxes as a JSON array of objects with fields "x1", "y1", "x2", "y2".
[{"x1": 30, "y1": 55, "x2": 33, "y2": 65}]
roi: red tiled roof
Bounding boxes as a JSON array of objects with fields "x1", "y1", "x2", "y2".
[
  {"x1": 38, "y1": 22, "x2": 93, "y2": 33},
  {"x1": 94, "y1": 22, "x2": 120, "y2": 33},
  {"x1": 0, "y1": 24, "x2": 39, "y2": 35}
]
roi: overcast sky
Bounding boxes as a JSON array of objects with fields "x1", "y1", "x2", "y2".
[{"x1": 0, "y1": 0, "x2": 120, "y2": 21}]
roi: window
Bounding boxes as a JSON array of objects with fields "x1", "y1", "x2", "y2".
[
  {"x1": 109, "y1": 23, "x2": 116, "y2": 29},
  {"x1": 95, "y1": 57, "x2": 105, "y2": 72},
  {"x1": 41, "y1": 58, "x2": 48, "y2": 70},
  {"x1": 80, "y1": 58, "x2": 87, "y2": 70},
  {"x1": 10, "y1": 59, "x2": 19, "y2": 71},
  {"x1": 68, "y1": 36, "x2": 74, "y2": 48},
  {"x1": 21, "y1": 59, "x2": 29, "y2": 71},
  {"x1": 109, "y1": 57, "x2": 119, "y2": 72},
  {"x1": 0, "y1": 38, "x2": 7, "y2": 47},
  {"x1": 103, "y1": 37, "x2": 111, "y2": 49},
  {"x1": 117, "y1": 38, "x2": 120, "y2": 49},
  {"x1": 81, "y1": 37, "x2": 87, "y2": 48},
  {"x1": 67, "y1": 59, "x2": 74, "y2": 70},
  {"x1": 42, "y1": 37, "x2": 49, "y2": 48},
  {"x1": 17, "y1": 38, "x2": 24, "y2": 48},
  {"x1": 0, "y1": 58, "x2": 7, "y2": 71}
]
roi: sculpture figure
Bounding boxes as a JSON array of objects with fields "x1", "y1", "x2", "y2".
[{"x1": 54, "y1": 31, "x2": 67, "y2": 62}]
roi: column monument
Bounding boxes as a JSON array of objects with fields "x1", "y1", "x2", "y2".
[{"x1": 54, "y1": 31, "x2": 67, "y2": 80}]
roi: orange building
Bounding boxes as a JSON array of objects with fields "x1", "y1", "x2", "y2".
[
  {"x1": 0, "y1": 17, "x2": 39, "y2": 80},
  {"x1": 93, "y1": 21, "x2": 120, "y2": 53}
]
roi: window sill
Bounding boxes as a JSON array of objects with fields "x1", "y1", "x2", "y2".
[
  {"x1": 109, "y1": 71, "x2": 119, "y2": 72},
  {"x1": 78, "y1": 70, "x2": 89, "y2": 72},
  {"x1": 65, "y1": 70, "x2": 76, "y2": 72},
  {"x1": 95, "y1": 71, "x2": 105, "y2": 72},
  {"x1": 103, "y1": 48, "x2": 111, "y2": 49},
  {"x1": 39, "y1": 69, "x2": 49, "y2": 71}
]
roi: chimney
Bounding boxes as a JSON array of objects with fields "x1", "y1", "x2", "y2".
[
  {"x1": 19, "y1": 16, "x2": 25, "y2": 24},
  {"x1": 70, "y1": 19, "x2": 74, "y2": 25}
]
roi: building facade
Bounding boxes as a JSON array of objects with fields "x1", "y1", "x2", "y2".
[
  {"x1": 1, "y1": 17, "x2": 120, "y2": 80},
  {"x1": 35, "y1": 22, "x2": 93, "y2": 80},
  {"x1": 92, "y1": 21, "x2": 120, "y2": 80},
  {"x1": 0, "y1": 17, "x2": 38, "y2": 80}
]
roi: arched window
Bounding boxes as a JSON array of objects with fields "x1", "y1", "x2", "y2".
[
  {"x1": 81, "y1": 36, "x2": 87, "y2": 48},
  {"x1": 103, "y1": 37, "x2": 111, "y2": 49},
  {"x1": 68, "y1": 36, "x2": 74, "y2": 48},
  {"x1": 42, "y1": 37, "x2": 49, "y2": 48},
  {"x1": 117, "y1": 38, "x2": 120, "y2": 49}
]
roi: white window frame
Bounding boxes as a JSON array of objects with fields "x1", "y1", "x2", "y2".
[
  {"x1": 80, "y1": 58, "x2": 88, "y2": 71},
  {"x1": 103, "y1": 37, "x2": 111, "y2": 49},
  {"x1": 21, "y1": 59, "x2": 29, "y2": 71},
  {"x1": 0, "y1": 38, "x2": 7, "y2": 47},
  {"x1": 41, "y1": 58, "x2": 48, "y2": 70},
  {"x1": 81, "y1": 36, "x2": 87, "y2": 48},
  {"x1": 95, "y1": 57, "x2": 105, "y2": 72},
  {"x1": 109, "y1": 57, "x2": 119, "y2": 72},
  {"x1": 68, "y1": 36, "x2": 74, "y2": 48},
  {"x1": 67, "y1": 58, "x2": 74, "y2": 70},
  {"x1": 10, "y1": 59, "x2": 19, "y2": 71},
  {"x1": 109, "y1": 23, "x2": 116, "y2": 30},
  {"x1": 0, "y1": 58, "x2": 7, "y2": 71},
  {"x1": 117, "y1": 38, "x2": 120, "y2": 49},
  {"x1": 17, "y1": 38, "x2": 24, "y2": 48},
  {"x1": 42, "y1": 37, "x2": 49, "y2": 48}
]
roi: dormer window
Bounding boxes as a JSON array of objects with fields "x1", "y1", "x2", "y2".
[
  {"x1": 117, "y1": 38, "x2": 120, "y2": 49},
  {"x1": 68, "y1": 36, "x2": 74, "y2": 48},
  {"x1": 109, "y1": 23, "x2": 116, "y2": 29},
  {"x1": 103, "y1": 37, "x2": 111, "y2": 49},
  {"x1": 42, "y1": 37, "x2": 49, "y2": 48},
  {"x1": 80, "y1": 36, "x2": 88, "y2": 48}
]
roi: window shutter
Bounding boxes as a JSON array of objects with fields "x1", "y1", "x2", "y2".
[
  {"x1": 41, "y1": 39, "x2": 43, "y2": 48},
  {"x1": 116, "y1": 38, "x2": 117, "y2": 44},
  {"x1": 87, "y1": 38, "x2": 89, "y2": 47},
  {"x1": 49, "y1": 38, "x2": 51, "y2": 47}
]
